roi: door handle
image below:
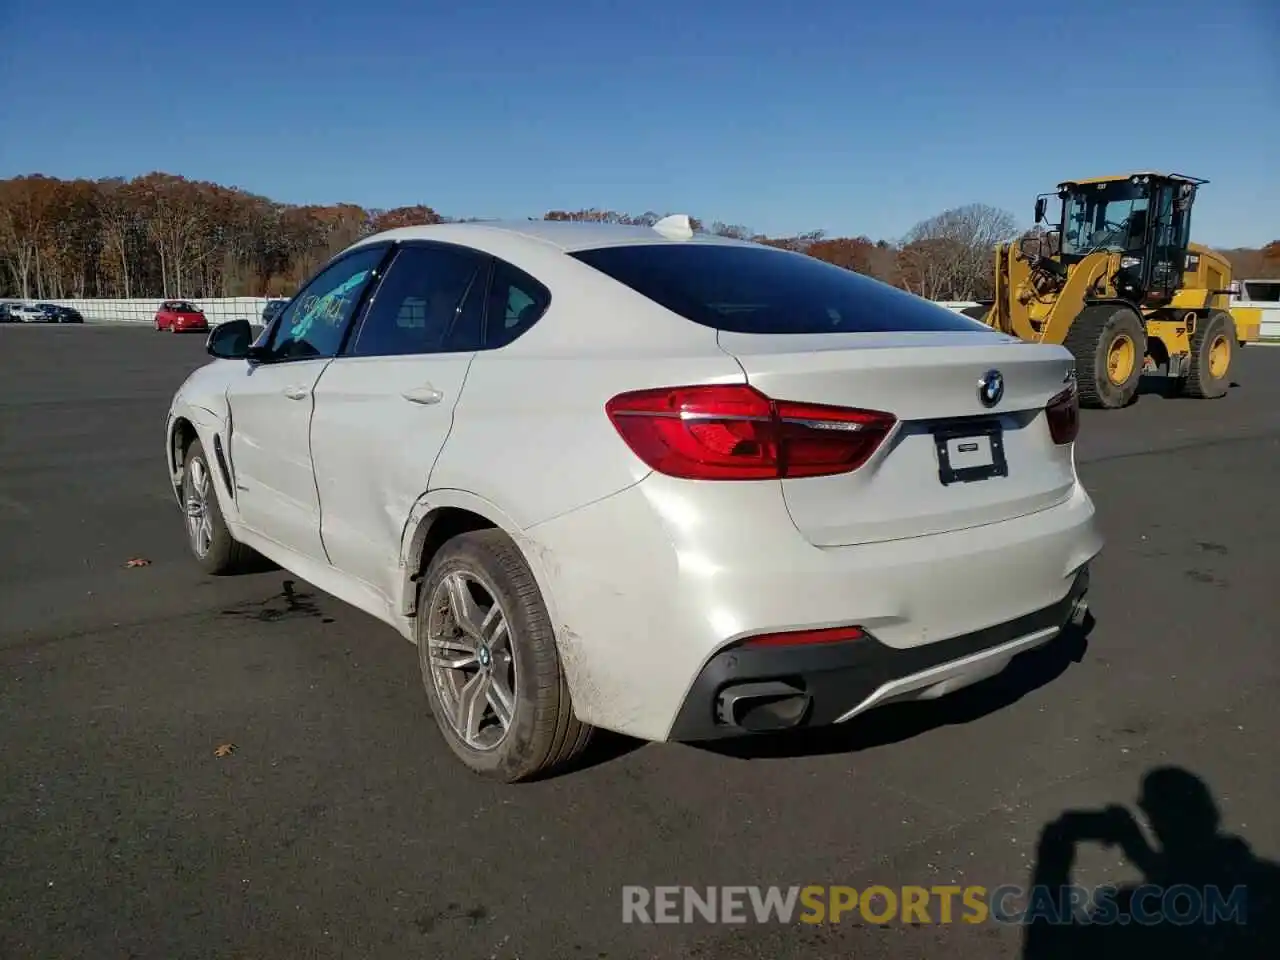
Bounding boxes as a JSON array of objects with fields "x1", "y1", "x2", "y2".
[
  {"x1": 283, "y1": 385, "x2": 309, "y2": 400},
  {"x1": 401, "y1": 385, "x2": 444, "y2": 405}
]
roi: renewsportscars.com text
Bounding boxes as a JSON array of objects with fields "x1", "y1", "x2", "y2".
[{"x1": 621, "y1": 884, "x2": 1250, "y2": 926}]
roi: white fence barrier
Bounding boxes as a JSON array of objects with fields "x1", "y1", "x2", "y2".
[
  {"x1": 1, "y1": 297, "x2": 275, "y2": 325},
  {"x1": 7, "y1": 296, "x2": 982, "y2": 325},
  {"x1": 4, "y1": 295, "x2": 1275, "y2": 340}
]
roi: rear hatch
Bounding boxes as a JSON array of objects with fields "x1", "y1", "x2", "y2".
[
  {"x1": 568, "y1": 240, "x2": 1079, "y2": 546},
  {"x1": 166, "y1": 303, "x2": 204, "y2": 323},
  {"x1": 718, "y1": 330, "x2": 1077, "y2": 546}
]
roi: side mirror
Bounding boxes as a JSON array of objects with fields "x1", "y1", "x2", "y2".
[
  {"x1": 1034, "y1": 197, "x2": 1047, "y2": 224},
  {"x1": 206, "y1": 318, "x2": 254, "y2": 360}
]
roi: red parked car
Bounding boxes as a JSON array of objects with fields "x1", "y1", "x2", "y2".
[{"x1": 154, "y1": 300, "x2": 209, "y2": 333}]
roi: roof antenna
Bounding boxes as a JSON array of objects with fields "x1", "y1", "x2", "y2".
[{"x1": 652, "y1": 214, "x2": 694, "y2": 240}]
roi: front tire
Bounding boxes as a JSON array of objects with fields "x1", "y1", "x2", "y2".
[
  {"x1": 416, "y1": 529, "x2": 593, "y2": 782},
  {"x1": 1182, "y1": 310, "x2": 1234, "y2": 399},
  {"x1": 181, "y1": 439, "x2": 251, "y2": 575},
  {"x1": 1064, "y1": 304, "x2": 1146, "y2": 409}
]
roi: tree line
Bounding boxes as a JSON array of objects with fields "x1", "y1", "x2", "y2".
[{"x1": 2, "y1": 172, "x2": 1277, "y2": 303}]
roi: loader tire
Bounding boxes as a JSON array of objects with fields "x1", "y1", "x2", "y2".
[
  {"x1": 1181, "y1": 310, "x2": 1234, "y2": 399},
  {"x1": 1063, "y1": 305, "x2": 1146, "y2": 409}
]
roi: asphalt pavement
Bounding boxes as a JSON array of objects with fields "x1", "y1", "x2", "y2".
[{"x1": 2, "y1": 324, "x2": 1278, "y2": 959}]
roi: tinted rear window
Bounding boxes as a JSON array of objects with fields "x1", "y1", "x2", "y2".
[
  {"x1": 570, "y1": 243, "x2": 989, "y2": 335},
  {"x1": 1243, "y1": 281, "x2": 1280, "y2": 302}
]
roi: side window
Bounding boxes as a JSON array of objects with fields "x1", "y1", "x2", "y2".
[
  {"x1": 264, "y1": 245, "x2": 387, "y2": 361},
  {"x1": 484, "y1": 260, "x2": 550, "y2": 349},
  {"x1": 349, "y1": 245, "x2": 486, "y2": 357},
  {"x1": 253, "y1": 298, "x2": 291, "y2": 349}
]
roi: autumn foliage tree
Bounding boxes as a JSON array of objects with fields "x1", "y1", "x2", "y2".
[
  {"x1": 1, "y1": 173, "x2": 1275, "y2": 300},
  {"x1": 368, "y1": 205, "x2": 443, "y2": 233},
  {"x1": 0, "y1": 175, "x2": 61, "y2": 299}
]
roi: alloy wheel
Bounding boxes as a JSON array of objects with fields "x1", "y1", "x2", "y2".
[
  {"x1": 424, "y1": 571, "x2": 518, "y2": 750},
  {"x1": 183, "y1": 456, "x2": 214, "y2": 558}
]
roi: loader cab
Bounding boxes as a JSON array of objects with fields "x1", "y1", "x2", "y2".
[{"x1": 1051, "y1": 173, "x2": 1205, "y2": 306}]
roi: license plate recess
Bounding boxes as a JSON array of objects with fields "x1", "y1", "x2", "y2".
[{"x1": 933, "y1": 420, "x2": 1008, "y2": 485}]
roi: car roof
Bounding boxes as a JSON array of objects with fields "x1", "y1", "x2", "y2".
[{"x1": 347, "y1": 216, "x2": 758, "y2": 254}]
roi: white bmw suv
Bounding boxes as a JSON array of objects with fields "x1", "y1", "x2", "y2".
[{"x1": 165, "y1": 216, "x2": 1103, "y2": 781}]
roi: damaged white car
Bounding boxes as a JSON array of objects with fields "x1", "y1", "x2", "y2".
[{"x1": 164, "y1": 217, "x2": 1102, "y2": 782}]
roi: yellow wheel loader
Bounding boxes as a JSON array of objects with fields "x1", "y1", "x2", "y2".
[{"x1": 962, "y1": 173, "x2": 1239, "y2": 409}]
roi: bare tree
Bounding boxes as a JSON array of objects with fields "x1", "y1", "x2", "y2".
[
  {"x1": 709, "y1": 221, "x2": 751, "y2": 239},
  {"x1": 758, "y1": 230, "x2": 825, "y2": 253},
  {"x1": 898, "y1": 203, "x2": 1019, "y2": 301}
]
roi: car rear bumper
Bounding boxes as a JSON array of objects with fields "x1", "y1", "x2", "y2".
[
  {"x1": 667, "y1": 565, "x2": 1089, "y2": 740},
  {"x1": 527, "y1": 473, "x2": 1103, "y2": 743}
]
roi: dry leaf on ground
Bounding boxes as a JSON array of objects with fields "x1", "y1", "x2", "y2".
[
  {"x1": 124, "y1": 558, "x2": 151, "y2": 568},
  {"x1": 214, "y1": 743, "x2": 236, "y2": 758}
]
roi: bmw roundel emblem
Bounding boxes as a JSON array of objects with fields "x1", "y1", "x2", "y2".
[{"x1": 978, "y1": 369, "x2": 1004, "y2": 408}]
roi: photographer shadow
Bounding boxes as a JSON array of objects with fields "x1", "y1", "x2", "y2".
[{"x1": 1023, "y1": 766, "x2": 1280, "y2": 959}]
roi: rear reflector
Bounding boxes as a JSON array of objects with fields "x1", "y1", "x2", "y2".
[
  {"x1": 1046, "y1": 383, "x2": 1079, "y2": 445},
  {"x1": 742, "y1": 625, "x2": 867, "y2": 648},
  {"x1": 605, "y1": 384, "x2": 896, "y2": 481}
]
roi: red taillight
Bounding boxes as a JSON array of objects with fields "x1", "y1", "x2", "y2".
[
  {"x1": 1046, "y1": 383, "x2": 1079, "y2": 445},
  {"x1": 742, "y1": 625, "x2": 867, "y2": 648},
  {"x1": 605, "y1": 384, "x2": 896, "y2": 481}
]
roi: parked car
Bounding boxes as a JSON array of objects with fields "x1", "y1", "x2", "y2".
[
  {"x1": 36, "y1": 303, "x2": 84, "y2": 323},
  {"x1": 164, "y1": 217, "x2": 1102, "y2": 782},
  {"x1": 0, "y1": 303, "x2": 18, "y2": 323},
  {"x1": 155, "y1": 300, "x2": 209, "y2": 333},
  {"x1": 261, "y1": 297, "x2": 289, "y2": 326},
  {"x1": 10, "y1": 303, "x2": 49, "y2": 323}
]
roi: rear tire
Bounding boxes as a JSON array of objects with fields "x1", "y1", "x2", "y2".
[
  {"x1": 416, "y1": 529, "x2": 593, "y2": 782},
  {"x1": 181, "y1": 439, "x2": 253, "y2": 575},
  {"x1": 1182, "y1": 310, "x2": 1234, "y2": 399},
  {"x1": 1063, "y1": 304, "x2": 1146, "y2": 409}
]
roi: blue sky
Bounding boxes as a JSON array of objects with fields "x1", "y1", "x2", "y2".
[{"x1": 2, "y1": 0, "x2": 1277, "y2": 246}]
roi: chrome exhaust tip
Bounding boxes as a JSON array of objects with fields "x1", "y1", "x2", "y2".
[
  {"x1": 715, "y1": 681, "x2": 811, "y2": 733},
  {"x1": 1067, "y1": 564, "x2": 1091, "y2": 628},
  {"x1": 1069, "y1": 595, "x2": 1089, "y2": 627}
]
